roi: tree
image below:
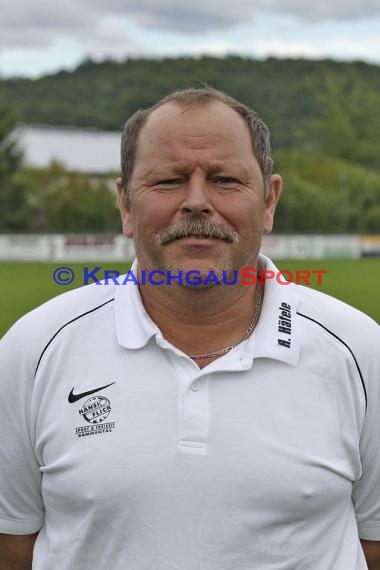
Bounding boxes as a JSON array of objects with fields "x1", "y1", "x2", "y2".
[
  {"x1": 306, "y1": 73, "x2": 380, "y2": 170},
  {"x1": 16, "y1": 162, "x2": 121, "y2": 233},
  {"x1": 273, "y1": 149, "x2": 380, "y2": 234},
  {"x1": 0, "y1": 105, "x2": 28, "y2": 231}
]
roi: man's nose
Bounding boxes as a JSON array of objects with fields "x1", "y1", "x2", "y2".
[{"x1": 180, "y1": 174, "x2": 214, "y2": 215}]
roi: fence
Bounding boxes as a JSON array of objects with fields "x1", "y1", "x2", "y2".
[{"x1": 0, "y1": 234, "x2": 379, "y2": 261}]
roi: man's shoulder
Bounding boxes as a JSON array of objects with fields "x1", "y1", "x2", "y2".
[
  {"x1": 1, "y1": 282, "x2": 118, "y2": 361},
  {"x1": 294, "y1": 283, "x2": 380, "y2": 355}
]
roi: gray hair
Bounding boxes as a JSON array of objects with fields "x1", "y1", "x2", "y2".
[{"x1": 120, "y1": 87, "x2": 274, "y2": 204}]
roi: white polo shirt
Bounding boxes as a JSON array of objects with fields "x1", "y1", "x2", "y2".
[{"x1": 0, "y1": 255, "x2": 379, "y2": 570}]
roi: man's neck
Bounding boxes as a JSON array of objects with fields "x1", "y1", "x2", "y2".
[{"x1": 138, "y1": 280, "x2": 261, "y2": 368}]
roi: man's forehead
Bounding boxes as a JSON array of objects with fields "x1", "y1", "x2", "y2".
[
  {"x1": 141, "y1": 100, "x2": 249, "y2": 139},
  {"x1": 130, "y1": 100, "x2": 259, "y2": 177}
]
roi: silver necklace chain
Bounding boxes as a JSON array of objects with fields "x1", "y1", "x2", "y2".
[{"x1": 189, "y1": 283, "x2": 263, "y2": 360}]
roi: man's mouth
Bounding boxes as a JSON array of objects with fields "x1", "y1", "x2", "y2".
[
  {"x1": 182, "y1": 234, "x2": 213, "y2": 240},
  {"x1": 156, "y1": 219, "x2": 239, "y2": 245}
]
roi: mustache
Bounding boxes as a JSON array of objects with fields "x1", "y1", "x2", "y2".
[{"x1": 155, "y1": 216, "x2": 239, "y2": 245}]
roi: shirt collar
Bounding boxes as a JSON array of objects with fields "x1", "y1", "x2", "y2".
[
  {"x1": 114, "y1": 255, "x2": 301, "y2": 366},
  {"x1": 114, "y1": 259, "x2": 160, "y2": 349},
  {"x1": 244, "y1": 254, "x2": 301, "y2": 366}
]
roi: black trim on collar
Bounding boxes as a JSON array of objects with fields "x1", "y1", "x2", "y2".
[
  {"x1": 34, "y1": 298, "x2": 115, "y2": 378},
  {"x1": 297, "y1": 311, "x2": 367, "y2": 411}
]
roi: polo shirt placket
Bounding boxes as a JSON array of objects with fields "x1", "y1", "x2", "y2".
[{"x1": 115, "y1": 256, "x2": 301, "y2": 458}]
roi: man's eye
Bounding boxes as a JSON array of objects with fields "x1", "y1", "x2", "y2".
[
  {"x1": 213, "y1": 177, "x2": 239, "y2": 185},
  {"x1": 155, "y1": 178, "x2": 181, "y2": 185}
]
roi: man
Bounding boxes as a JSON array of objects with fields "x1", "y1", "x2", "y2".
[{"x1": 1, "y1": 88, "x2": 380, "y2": 569}]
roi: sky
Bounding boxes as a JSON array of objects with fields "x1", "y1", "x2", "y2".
[{"x1": 1, "y1": 0, "x2": 380, "y2": 78}]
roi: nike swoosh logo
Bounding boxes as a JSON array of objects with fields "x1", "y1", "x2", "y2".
[{"x1": 68, "y1": 382, "x2": 115, "y2": 403}]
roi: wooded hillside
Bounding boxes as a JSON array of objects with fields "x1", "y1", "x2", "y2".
[{"x1": 1, "y1": 56, "x2": 379, "y2": 233}]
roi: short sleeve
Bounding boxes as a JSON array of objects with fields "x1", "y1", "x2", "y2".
[
  {"x1": 0, "y1": 322, "x2": 44, "y2": 534},
  {"x1": 352, "y1": 321, "x2": 380, "y2": 540}
]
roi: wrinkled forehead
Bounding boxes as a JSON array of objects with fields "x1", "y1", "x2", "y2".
[
  {"x1": 135, "y1": 100, "x2": 255, "y2": 163},
  {"x1": 141, "y1": 100, "x2": 251, "y2": 142},
  {"x1": 127, "y1": 101, "x2": 264, "y2": 188}
]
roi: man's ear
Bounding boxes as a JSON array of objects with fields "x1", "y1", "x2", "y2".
[
  {"x1": 263, "y1": 174, "x2": 282, "y2": 235},
  {"x1": 116, "y1": 178, "x2": 134, "y2": 238}
]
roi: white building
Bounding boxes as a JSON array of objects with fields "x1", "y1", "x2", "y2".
[{"x1": 13, "y1": 124, "x2": 121, "y2": 175}]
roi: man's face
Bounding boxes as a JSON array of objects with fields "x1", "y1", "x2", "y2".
[{"x1": 117, "y1": 101, "x2": 282, "y2": 281}]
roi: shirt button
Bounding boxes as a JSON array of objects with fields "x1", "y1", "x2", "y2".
[{"x1": 190, "y1": 381, "x2": 200, "y2": 392}]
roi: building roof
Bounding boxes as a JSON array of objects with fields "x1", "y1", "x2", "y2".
[{"x1": 13, "y1": 124, "x2": 121, "y2": 174}]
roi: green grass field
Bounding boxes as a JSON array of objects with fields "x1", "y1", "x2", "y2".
[{"x1": 0, "y1": 258, "x2": 379, "y2": 337}]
